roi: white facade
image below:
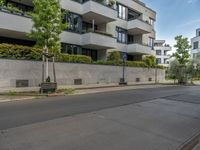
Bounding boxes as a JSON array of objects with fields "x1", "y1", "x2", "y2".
[
  {"x1": 0, "y1": 0, "x2": 156, "y2": 61},
  {"x1": 154, "y1": 40, "x2": 172, "y2": 67},
  {"x1": 191, "y1": 28, "x2": 200, "y2": 59}
]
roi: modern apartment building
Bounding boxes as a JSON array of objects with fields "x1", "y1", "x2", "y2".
[
  {"x1": 191, "y1": 28, "x2": 200, "y2": 59},
  {"x1": 154, "y1": 40, "x2": 171, "y2": 67},
  {"x1": 0, "y1": 0, "x2": 156, "y2": 61}
]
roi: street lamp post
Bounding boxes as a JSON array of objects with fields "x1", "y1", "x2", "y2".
[{"x1": 119, "y1": 53, "x2": 127, "y2": 85}]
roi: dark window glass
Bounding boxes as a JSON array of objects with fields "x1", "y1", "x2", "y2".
[
  {"x1": 65, "y1": 12, "x2": 82, "y2": 33},
  {"x1": 116, "y1": 27, "x2": 127, "y2": 44},
  {"x1": 82, "y1": 48, "x2": 98, "y2": 61},
  {"x1": 156, "y1": 58, "x2": 161, "y2": 64},
  {"x1": 61, "y1": 43, "x2": 81, "y2": 55},
  {"x1": 193, "y1": 41, "x2": 199, "y2": 49},
  {"x1": 156, "y1": 50, "x2": 161, "y2": 55},
  {"x1": 117, "y1": 4, "x2": 127, "y2": 20}
]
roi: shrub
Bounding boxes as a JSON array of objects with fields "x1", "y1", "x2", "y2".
[
  {"x1": 0, "y1": 43, "x2": 42, "y2": 60},
  {"x1": 107, "y1": 51, "x2": 120, "y2": 65},
  {"x1": 126, "y1": 61, "x2": 148, "y2": 68},
  {"x1": 0, "y1": 43, "x2": 92, "y2": 63},
  {"x1": 0, "y1": 0, "x2": 5, "y2": 7},
  {"x1": 143, "y1": 55, "x2": 156, "y2": 67},
  {"x1": 56, "y1": 54, "x2": 92, "y2": 64},
  {"x1": 156, "y1": 65, "x2": 165, "y2": 69}
]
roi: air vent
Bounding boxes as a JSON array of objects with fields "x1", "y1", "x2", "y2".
[
  {"x1": 16, "y1": 80, "x2": 29, "y2": 88},
  {"x1": 74, "y1": 79, "x2": 82, "y2": 85},
  {"x1": 136, "y1": 78, "x2": 140, "y2": 82}
]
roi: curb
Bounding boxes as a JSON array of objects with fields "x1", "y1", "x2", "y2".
[{"x1": 177, "y1": 132, "x2": 200, "y2": 150}]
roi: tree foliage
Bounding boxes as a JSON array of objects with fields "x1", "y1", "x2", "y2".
[
  {"x1": 107, "y1": 51, "x2": 121, "y2": 65},
  {"x1": 29, "y1": 0, "x2": 67, "y2": 54},
  {"x1": 143, "y1": 55, "x2": 156, "y2": 68},
  {"x1": 173, "y1": 35, "x2": 191, "y2": 65}
]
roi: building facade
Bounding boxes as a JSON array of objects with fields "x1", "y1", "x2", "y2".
[
  {"x1": 154, "y1": 40, "x2": 171, "y2": 67},
  {"x1": 0, "y1": 0, "x2": 156, "y2": 61},
  {"x1": 191, "y1": 28, "x2": 200, "y2": 59}
]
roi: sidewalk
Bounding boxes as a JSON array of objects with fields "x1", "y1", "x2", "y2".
[{"x1": 0, "y1": 81, "x2": 175, "y2": 94}]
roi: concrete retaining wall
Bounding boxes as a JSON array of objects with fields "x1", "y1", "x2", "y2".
[{"x1": 0, "y1": 59, "x2": 165, "y2": 88}]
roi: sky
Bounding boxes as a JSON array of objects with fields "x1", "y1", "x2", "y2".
[{"x1": 142, "y1": 0, "x2": 200, "y2": 52}]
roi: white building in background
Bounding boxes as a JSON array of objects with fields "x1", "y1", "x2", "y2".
[
  {"x1": 191, "y1": 28, "x2": 200, "y2": 59},
  {"x1": 154, "y1": 40, "x2": 172, "y2": 67}
]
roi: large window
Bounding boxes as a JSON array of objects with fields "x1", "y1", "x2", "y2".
[
  {"x1": 148, "y1": 37, "x2": 154, "y2": 49},
  {"x1": 149, "y1": 18, "x2": 154, "y2": 26},
  {"x1": 156, "y1": 50, "x2": 161, "y2": 55},
  {"x1": 65, "y1": 12, "x2": 82, "y2": 33},
  {"x1": 61, "y1": 43, "x2": 81, "y2": 55},
  {"x1": 82, "y1": 48, "x2": 98, "y2": 61},
  {"x1": 156, "y1": 58, "x2": 161, "y2": 64},
  {"x1": 116, "y1": 27, "x2": 127, "y2": 44},
  {"x1": 117, "y1": 4, "x2": 127, "y2": 20},
  {"x1": 193, "y1": 41, "x2": 199, "y2": 49}
]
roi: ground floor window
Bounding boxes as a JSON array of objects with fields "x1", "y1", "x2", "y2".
[
  {"x1": 82, "y1": 48, "x2": 98, "y2": 61},
  {"x1": 156, "y1": 58, "x2": 161, "y2": 64},
  {"x1": 61, "y1": 43, "x2": 81, "y2": 55},
  {"x1": 61, "y1": 43, "x2": 98, "y2": 61}
]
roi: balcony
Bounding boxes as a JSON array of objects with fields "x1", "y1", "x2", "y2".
[
  {"x1": 82, "y1": 31, "x2": 116, "y2": 49},
  {"x1": 127, "y1": 19, "x2": 153, "y2": 34},
  {"x1": 0, "y1": 10, "x2": 32, "y2": 39},
  {"x1": 82, "y1": 0, "x2": 117, "y2": 24},
  {"x1": 127, "y1": 43, "x2": 155, "y2": 56}
]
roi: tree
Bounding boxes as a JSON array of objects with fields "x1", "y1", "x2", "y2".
[
  {"x1": 171, "y1": 36, "x2": 191, "y2": 84},
  {"x1": 167, "y1": 59, "x2": 180, "y2": 83},
  {"x1": 29, "y1": 0, "x2": 67, "y2": 81},
  {"x1": 0, "y1": 0, "x2": 5, "y2": 7},
  {"x1": 173, "y1": 35, "x2": 191, "y2": 65},
  {"x1": 29, "y1": 0, "x2": 67, "y2": 54}
]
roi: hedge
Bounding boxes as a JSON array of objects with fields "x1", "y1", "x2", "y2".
[
  {"x1": 0, "y1": 43, "x2": 91, "y2": 64},
  {"x1": 126, "y1": 61, "x2": 148, "y2": 68},
  {"x1": 0, "y1": 43, "x2": 42, "y2": 60},
  {"x1": 0, "y1": 43, "x2": 164, "y2": 69},
  {"x1": 56, "y1": 54, "x2": 92, "y2": 64}
]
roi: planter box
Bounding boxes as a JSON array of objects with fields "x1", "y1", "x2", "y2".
[{"x1": 40, "y1": 82, "x2": 57, "y2": 93}]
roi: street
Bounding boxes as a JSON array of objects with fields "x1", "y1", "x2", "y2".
[{"x1": 0, "y1": 86, "x2": 200, "y2": 150}]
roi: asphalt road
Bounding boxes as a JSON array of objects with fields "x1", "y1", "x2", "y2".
[
  {"x1": 0, "y1": 86, "x2": 196, "y2": 130},
  {"x1": 0, "y1": 86, "x2": 200, "y2": 150}
]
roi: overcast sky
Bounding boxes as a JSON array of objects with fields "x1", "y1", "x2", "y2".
[{"x1": 142, "y1": 0, "x2": 200, "y2": 51}]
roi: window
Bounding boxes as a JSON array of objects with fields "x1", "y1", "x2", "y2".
[
  {"x1": 61, "y1": 43, "x2": 81, "y2": 55},
  {"x1": 164, "y1": 59, "x2": 168, "y2": 64},
  {"x1": 199, "y1": 32, "x2": 200, "y2": 36},
  {"x1": 193, "y1": 41, "x2": 199, "y2": 49},
  {"x1": 148, "y1": 37, "x2": 154, "y2": 49},
  {"x1": 65, "y1": 12, "x2": 82, "y2": 33},
  {"x1": 82, "y1": 48, "x2": 98, "y2": 61},
  {"x1": 117, "y1": 4, "x2": 127, "y2": 20},
  {"x1": 116, "y1": 27, "x2": 127, "y2": 44},
  {"x1": 149, "y1": 18, "x2": 154, "y2": 26},
  {"x1": 156, "y1": 58, "x2": 161, "y2": 64},
  {"x1": 156, "y1": 50, "x2": 161, "y2": 55}
]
